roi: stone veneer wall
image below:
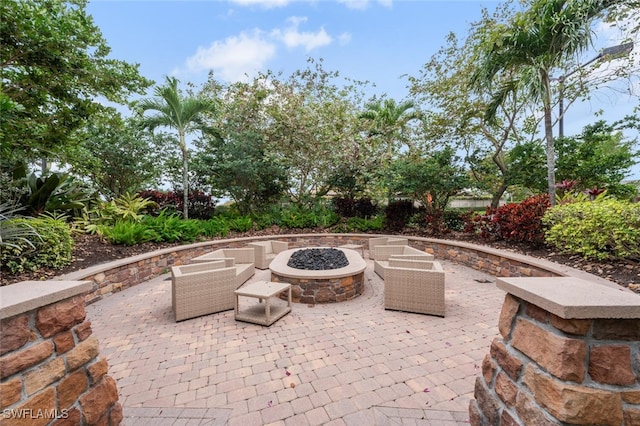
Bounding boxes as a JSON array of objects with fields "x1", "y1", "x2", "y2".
[
  {"x1": 469, "y1": 277, "x2": 640, "y2": 425},
  {"x1": 55, "y1": 233, "x2": 613, "y2": 305},
  {"x1": 0, "y1": 281, "x2": 122, "y2": 425}
]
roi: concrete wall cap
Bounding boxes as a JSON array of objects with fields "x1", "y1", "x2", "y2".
[
  {"x1": 496, "y1": 277, "x2": 640, "y2": 319},
  {"x1": 0, "y1": 280, "x2": 92, "y2": 320}
]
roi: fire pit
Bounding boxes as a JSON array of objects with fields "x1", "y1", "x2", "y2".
[{"x1": 270, "y1": 247, "x2": 367, "y2": 304}]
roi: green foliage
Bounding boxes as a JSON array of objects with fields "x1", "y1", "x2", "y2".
[
  {"x1": 99, "y1": 221, "x2": 157, "y2": 246},
  {"x1": 11, "y1": 165, "x2": 93, "y2": 217},
  {"x1": 1, "y1": 216, "x2": 73, "y2": 273},
  {"x1": 0, "y1": 0, "x2": 151, "y2": 163},
  {"x1": 543, "y1": 199, "x2": 640, "y2": 260},
  {"x1": 228, "y1": 216, "x2": 254, "y2": 233},
  {"x1": 0, "y1": 202, "x2": 40, "y2": 251},
  {"x1": 347, "y1": 215, "x2": 384, "y2": 232},
  {"x1": 201, "y1": 217, "x2": 230, "y2": 238},
  {"x1": 278, "y1": 203, "x2": 340, "y2": 229},
  {"x1": 141, "y1": 212, "x2": 202, "y2": 243},
  {"x1": 69, "y1": 112, "x2": 165, "y2": 198}
]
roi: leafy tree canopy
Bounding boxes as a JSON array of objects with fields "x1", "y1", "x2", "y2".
[{"x1": 0, "y1": 0, "x2": 151, "y2": 162}]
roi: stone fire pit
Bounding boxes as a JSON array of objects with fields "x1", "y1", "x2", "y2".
[{"x1": 270, "y1": 247, "x2": 367, "y2": 304}]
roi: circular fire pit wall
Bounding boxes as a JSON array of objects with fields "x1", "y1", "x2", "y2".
[{"x1": 270, "y1": 248, "x2": 367, "y2": 304}]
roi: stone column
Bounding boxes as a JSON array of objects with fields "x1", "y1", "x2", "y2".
[
  {"x1": 469, "y1": 277, "x2": 640, "y2": 425},
  {"x1": 1, "y1": 281, "x2": 122, "y2": 425}
]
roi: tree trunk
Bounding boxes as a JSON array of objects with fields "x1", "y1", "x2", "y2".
[
  {"x1": 542, "y1": 72, "x2": 556, "y2": 207},
  {"x1": 491, "y1": 180, "x2": 508, "y2": 209},
  {"x1": 180, "y1": 131, "x2": 189, "y2": 219}
]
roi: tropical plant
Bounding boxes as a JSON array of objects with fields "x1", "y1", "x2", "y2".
[
  {"x1": 471, "y1": 0, "x2": 628, "y2": 206},
  {"x1": 1, "y1": 216, "x2": 73, "y2": 273},
  {"x1": 136, "y1": 76, "x2": 219, "y2": 219},
  {"x1": 0, "y1": 202, "x2": 40, "y2": 252},
  {"x1": 544, "y1": 199, "x2": 640, "y2": 260}
]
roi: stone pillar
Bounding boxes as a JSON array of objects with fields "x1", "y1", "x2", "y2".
[
  {"x1": 1, "y1": 281, "x2": 122, "y2": 425},
  {"x1": 469, "y1": 277, "x2": 640, "y2": 426}
]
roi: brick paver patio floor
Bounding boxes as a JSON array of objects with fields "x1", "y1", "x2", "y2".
[{"x1": 86, "y1": 253, "x2": 504, "y2": 425}]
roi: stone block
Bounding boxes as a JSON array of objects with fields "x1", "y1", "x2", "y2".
[
  {"x1": 79, "y1": 376, "x2": 119, "y2": 425},
  {"x1": 24, "y1": 357, "x2": 66, "y2": 395},
  {"x1": 512, "y1": 318, "x2": 586, "y2": 382},
  {"x1": 57, "y1": 369, "x2": 88, "y2": 409},
  {"x1": 523, "y1": 365, "x2": 622, "y2": 425},
  {"x1": 51, "y1": 407, "x2": 82, "y2": 426},
  {"x1": 495, "y1": 372, "x2": 518, "y2": 406},
  {"x1": 468, "y1": 400, "x2": 481, "y2": 426},
  {"x1": 109, "y1": 402, "x2": 123, "y2": 425},
  {"x1": 500, "y1": 410, "x2": 520, "y2": 426},
  {"x1": 498, "y1": 294, "x2": 520, "y2": 339},
  {"x1": 0, "y1": 340, "x2": 54, "y2": 379},
  {"x1": 549, "y1": 315, "x2": 591, "y2": 336},
  {"x1": 624, "y1": 408, "x2": 640, "y2": 425},
  {"x1": 36, "y1": 296, "x2": 86, "y2": 338},
  {"x1": 66, "y1": 337, "x2": 100, "y2": 372},
  {"x1": 53, "y1": 331, "x2": 75, "y2": 354},
  {"x1": 0, "y1": 377, "x2": 22, "y2": 409},
  {"x1": 490, "y1": 338, "x2": 523, "y2": 381},
  {"x1": 525, "y1": 302, "x2": 548, "y2": 323},
  {"x1": 592, "y1": 319, "x2": 640, "y2": 341},
  {"x1": 0, "y1": 315, "x2": 32, "y2": 355},
  {"x1": 622, "y1": 390, "x2": 640, "y2": 404},
  {"x1": 589, "y1": 345, "x2": 635, "y2": 385},
  {"x1": 481, "y1": 354, "x2": 496, "y2": 385},
  {"x1": 87, "y1": 358, "x2": 109, "y2": 384},
  {"x1": 74, "y1": 321, "x2": 92, "y2": 342},
  {"x1": 474, "y1": 376, "x2": 499, "y2": 425},
  {"x1": 515, "y1": 392, "x2": 560, "y2": 426},
  {"x1": 4, "y1": 387, "x2": 56, "y2": 426}
]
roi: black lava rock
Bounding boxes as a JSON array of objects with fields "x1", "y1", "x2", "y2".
[{"x1": 287, "y1": 248, "x2": 349, "y2": 270}]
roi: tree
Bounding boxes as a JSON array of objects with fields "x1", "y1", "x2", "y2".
[
  {"x1": 359, "y1": 98, "x2": 422, "y2": 160},
  {"x1": 0, "y1": 0, "x2": 151, "y2": 163},
  {"x1": 471, "y1": 0, "x2": 628, "y2": 206},
  {"x1": 388, "y1": 147, "x2": 470, "y2": 215},
  {"x1": 507, "y1": 120, "x2": 638, "y2": 199},
  {"x1": 68, "y1": 111, "x2": 166, "y2": 198},
  {"x1": 408, "y1": 2, "x2": 540, "y2": 208},
  {"x1": 136, "y1": 76, "x2": 218, "y2": 219}
]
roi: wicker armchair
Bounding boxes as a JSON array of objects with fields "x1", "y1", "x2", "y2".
[
  {"x1": 171, "y1": 261, "x2": 237, "y2": 322},
  {"x1": 373, "y1": 245, "x2": 432, "y2": 261},
  {"x1": 375, "y1": 257, "x2": 437, "y2": 279},
  {"x1": 368, "y1": 237, "x2": 409, "y2": 260},
  {"x1": 191, "y1": 248, "x2": 255, "y2": 285},
  {"x1": 384, "y1": 260, "x2": 445, "y2": 317},
  {"x1": 247, "y1": 240, "x2": 289, "y2": 269}
]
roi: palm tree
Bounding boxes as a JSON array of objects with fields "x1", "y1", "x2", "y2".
[
  {"x1": 136, "y1": 77, "x2": 218, "y2": 219},
  {"x1": 471, "y1": 0, "x2": 623, "y2": 206},
  {"x1": 359, "y1": 98, "x2": 422, "y2": 159}
]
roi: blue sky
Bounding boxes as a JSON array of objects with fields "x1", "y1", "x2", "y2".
[{"x1": 86, "y1": 0, "x2": 639, "y2": 179}]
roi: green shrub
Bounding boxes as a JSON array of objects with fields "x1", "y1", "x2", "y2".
[
  {"x1": 345, "y1": 215, "x2": 384, "y2": 232},
  {"x1": 201, "y1": 217, "x2": 230, "y2": 238},
  {"x1": 1, "y1": 217, "x2": 73, "y2": 273},
  {"x1": 99, "y1": 221, "x2": 158, "y2": 246},
  {"x1": 229, "y1": 216, "x2": 253, "y2": 233},
  {"x1": 543, "y1": 199, "x2": 640, "y2": 260},
  {"x1": 142, "y1": 213, "x2": 202, "y2": 243}
]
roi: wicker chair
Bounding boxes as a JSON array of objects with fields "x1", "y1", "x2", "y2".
[
  {"x1": 191, "y1": 248, "x2": 255, "y2": 285},
  {"x1": 247, "y1": 241, "x2": 289, "y2": 269},
  {"x1": 368, "y1": 237, "x2": 409, "y2": 260},
  {"x1": 171, "y1": 261, "x2": 237, "y2": 322},
  {"x1": 373, "y1": 245, "x2": 431, "y2": 261},
  {"x1": 374, "y1": 255, "x2": 435, "y2": 279},
  {"x1": 384, "y1": 260, "x2": 445, "y2": 317}
]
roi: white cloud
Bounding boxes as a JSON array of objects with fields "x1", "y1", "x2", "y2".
[
  {"x1": 271, "y1": 16, "x2": 332, "y2": 51},
  {"x1": 185, "y1": 30, "x2": 277, "y2": 82},
  {"x1": 337, "y1": 0, "x2": 392, "y2": 10},
  {"x1": 338, "y1": 32, "x2": 352, "y2": 46},
  {"x1": 228, "y1": 0, "x2": 290, "y2": 8}
]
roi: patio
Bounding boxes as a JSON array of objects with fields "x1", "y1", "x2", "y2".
[{"x1": 86, "y1": 255, "x2": 505, "y2": 425}]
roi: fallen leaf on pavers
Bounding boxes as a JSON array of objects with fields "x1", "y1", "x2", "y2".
[
  {"x1": 423, "y1": 388, "x2": 430, "y2": 393},
  {"x1": 285, "y1": 370, "x2": 291, "y2": 376},
  {"x1": 268, "y1": 400, "x2": 273, "y2": 407},
  {"x1": 290, "y1": 383, "x2": 296, "y2": 388},
  {"x1": 406, "y1": 330, "x2": 411, "y2": 334}
]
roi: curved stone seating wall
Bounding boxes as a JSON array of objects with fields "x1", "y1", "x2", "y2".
[{"x1": 55, "y1": 233, "x2": 620, "y2": 305}]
